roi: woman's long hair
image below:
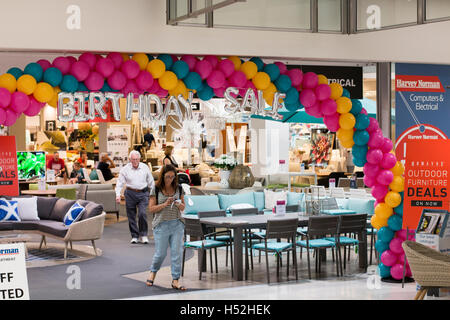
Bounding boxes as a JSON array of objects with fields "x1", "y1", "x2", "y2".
[{"x1": 155, "y1": 164, "x2": 178, "y2": 192}]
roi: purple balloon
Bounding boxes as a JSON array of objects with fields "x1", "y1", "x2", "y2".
[
  {"x1": 381, "y1": 152, "x2": 397, "y2": 169},
  {"x1": 229, "y1": 70, "x2": 247, "y2": 88},
  {"x1": 389, "y1": 237, "x2": 404, "y2": 255},
  {"x1": 96, "y1": 57, "x2": 115, "y2": 78},
  {"x1": 181, "y1": 55, "x2": 198, "y2": 71},
  {"x1": 368, "y1": 130, "x2": 384, "y2": 149},
  {"x1": 85, "y1": 71, "x2": 104, "y2": 91},
  {"x1": 390, "y1": 263, "x2": 404, "y2": 280},
  {"x1": 218, "y1": 59, "x2": 235, "y2": 78},
  {"x1": 37, "y1": 59, "x2": 52, "y2": 72},
  {"x1": 381, "y1": 249, "x2": 398, "y2": 267},
  {"x1": 324, "y1": 112, "x2": 340, "y2": 132},
  {"x1": 79, "y1": 52, "x2": 97, "y2": 70},
  {"x1": 70, "y1": 60, "x2": 90, "y2": 81},
  {"x1": 207, "y1": 70, "x2": 226, "y2": 89},
  {"x1": 0, "y1": 108, "x2": 5, "y2": 125},
  {"x1": 10, "y1": 91, "x2": 30, "y2": 114},
  {"x1": 0, "y1": 87, "x2": 11, "y2": 109},
  {"x1": 135, "y1": 70, "x2": 154, "y2": 91},
  {"x1": 195, "y1": 59, "x2": 213, "y2": 80},
  {"x1": 4, "y1": 109, "x2": 18, "y2": 126},
  {"x1": 363, "y1": 162, "x2": 380, "y2": 177},
  {"x1": 367, "y1": 117, "x2": 380, "y2": 133},
  {"x1": 107, "y1": 70, "x2": 127, "y2": 90},
  {"x1": 371, "y1": 183, "x2": 388, "y2": 201},
  {"x1": 299, "y1": 89, "x2": 317, "y2": 108},
  {"x1": 52, "y1": 56, "x2": 71, "y2": 75},
  {"x1": 315, "y1": 84, "x2": 331, "y2": 101},
  {"x1": 366, "y1": 148, "x2": 383, "y2": 164},
  {"x1": 121, "y1": 59, "x2": 140, "y2": 80},
  {"x1": 106, "y1": 52, "x2": 124, "y2": 69},
  {"x1": 286, "y1": 69, "x2": 303, "y2": 87},
  {"x1": 302, "y1": 72, "x2": 318, "y2": 89},
  {"x1": 377, "y1": 169, "x2": 394, "y2": 186},
  {"x1": 320, "y1": 98, "x2": 337, "y2": 116},
  {"x1": 23, "y1": 96, "x2": 44, "y2": 117}
]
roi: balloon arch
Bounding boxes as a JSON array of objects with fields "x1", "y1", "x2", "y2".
[{"x1": 0, "y1": 52, "x2": 410, "y2": 279}]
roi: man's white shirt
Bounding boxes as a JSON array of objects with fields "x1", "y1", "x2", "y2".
[{"x1": 115, "y1": 162, "x2": 154, "y2": 197}]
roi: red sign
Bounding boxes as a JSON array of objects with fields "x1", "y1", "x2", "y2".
[
  {"x1": 395, "y1": 75, "x2": 445, "y2": 92},
  {"x1": 403, "y1": 140, "x2": 450, "y2": 230},
  {"x1": 0, "y1": 136, "x2": 19, "y2": 197},
  {"x1": 70, "y1": 99, "x2": 118, "y2": 123}
]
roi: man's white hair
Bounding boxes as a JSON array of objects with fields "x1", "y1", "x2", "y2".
[{"x1": 129, "y1": 150, "x2": 141, "y2": 159}]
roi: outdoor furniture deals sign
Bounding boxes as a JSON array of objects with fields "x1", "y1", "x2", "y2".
[
  {"x1": 403, "y1": 140, "x2": 450, "y2": 230},
  {"x1": 0, "y1": 243, "x2": 30, "y2": 300},
  {"x1": 0, "y1": 136, "x2": 19, "y2": 197}
]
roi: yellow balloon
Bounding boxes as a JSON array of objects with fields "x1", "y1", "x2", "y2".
[
  {"x1": 169, "y1": 80, "x2": 188, "y2": 99},
  {"x1": 47, "y1": 86, "x2": 61, "y2": 108},
  {"x1": 228, "y1": 56, "x2": 242, "y2": 71},
  {"x1": 391, "y1": 161, "x2": 405, "y2": 177},
  {"x1": 329, "y1": 82, "x2": 343, "y2": 100},
  {"x1": 337, "y1": 128, "x2": 354, "y2": 142},
  {"x1": 0, "y1": 73, "x2": 17, "y2": 93},
  {"x1": 389, "y1": 176, "x2": 404, "y2": 193},
  {"x1": 240, "y1": 61, "x2": 258, "y2": 80},
  {"x1": 33, "y1": 82, "x2": 54, "y2": 103},
  {"x1": 385, "y1": 191, "x2": 402, "y2": 208},
  {"x1": 336, "y1": 97, "x2": 352, "y2": 114},
  {"x1": 158, "y1": 71, "x2": 178, "y2": 91},
  {"x1": 375, "y1": 203, "x2": 394, "y2": 219},
  {"x1": 339, "y1": 113, "x2": 356, "y2": 130},
  {"x1": 17, "y1": 74, "x2": 37, "y2": 95},
  {"x1": 371, "y1": 214, "x2": 388, "y2": 230},
  {"x1": 317, "y1": 74, "x2": 328, "y2": 85},
  {"x1": 252, "y1": 72, "x2": 271, "y2": 90},
  {"x1": 147, "y1": 59, "x2": 166, "y2": 79},
  {"x1": 340, "y1": 138, "x2": 354, "y2": 149},
  {"x1": 132, "y1": 53, "x2": 149, "y2": 70},
  {"x1": 121, "y1": 53, "x2": 130, "y2": 62}
]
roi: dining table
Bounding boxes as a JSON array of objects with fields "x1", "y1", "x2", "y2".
[
  {"x1": 184, "y1": 212, "x2": 368, "y2": 281},
  {"x1": 20, "y1": 189, "x2": 57, "y2": 197}
]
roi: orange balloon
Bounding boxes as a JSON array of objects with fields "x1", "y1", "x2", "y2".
[{"x1": 228, "y1": 56, "x2": 242, "y2": 71}]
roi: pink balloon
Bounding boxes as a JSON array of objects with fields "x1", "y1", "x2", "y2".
[
  {"x1": 70, "y1": 60, "x2": 90, "y2": 81},
  {"x1": 0, "y1": 108, "x2": 5, "y2": 125},
  {"x1": 364, "y1": 163, "x2": 380, "y2": 177},
  {"x1": 79, "y1": 52, "x2": 97, "y2": 70},
  {"x1": 390, "y1": 263, "x2": 404, "y2": 280},
  {"x1": 135, "y1": 70, "x2": 154, "y2": 91},
  {"x1": 239, "y1": 80, "x2": 257, "y2": 97},
  {"x1": 23, "y1": 96, "x2": 44, "y2": 117},
  {"x1": 389, "y1": 237, "x2": 404, "y2": 255},
  {"x1": 320, "y1": 98, "x2": 337, "y2": 116},
  {"x1": 363, "y1": 174, "x2": 376, "y2": 188},
  {"x1": 148, "y1": 79, "x2": 162, "y2": 94},
  {"x1": 181, "y1": 55, "x2": 198, "y2": 71},
  {"x1": 302, "y1": 72, "x2": 318, "y2": 89},
  {"x1": 0, "y1": 87, "x2": 11, "y2": 109},
  {"x1": 37, "y1": 59, "x2": 52, "y2": 72},
  {"x1": 214, "y1": 87, "x2": 226, "y2": 98},
  {"x1": 85, "y1": 71, "x2": 104, "y2": 91},
  {"x1": 396, "y1": 229, "x2": 415, "y2": 241},
  {"x1": 377, "y1": 169, "x2": 394, "y2": 186},
  {"x1": 207, "y1": 70, "x2": 226, "y2": 89},
  {"x1": 107, "y1": 70, "x2": 127, "y2": 90},
  {"x1": 96, "y1": 58, "x2": 115, "y2": 78},
  {"x1": 218, "y1": 59, "x2": 235, "y2": 78},
  {"x1": 52, "y1": 56, "x2": 71, "y2": 75},
  {"x1": 171, "y1": 55, "x2": 179, "y2": 63},
  {"x1": 195, "y1": 60, "x2": 213, "y2": 80},
  {"x1": 315, "y1": 84, "x2": 331, "y2": 101},
  {"x1": 380, "y1": 137, "x2": 393, "y2": 153},
  {"x1": 228, "y1": 70, "x2": 247, "y2": 88},
  {"x1": 381, "y1": 250, "x2": 398, "y2": 267},
  {"x1": 398, "y1": 253, "x2": 408, "y2": 267},
  {"x1": 286, "y1": 69, "x2": 303, "y2": 87},
  {"x1": 361, "y1": 107, "x2": 368, "y2": 115},
  {"x1": 10, "y1": 91, "x2": 30, "y2": 114},
  {"x1": 381, "y1": 152, "x2": 397, "y2": 169},
  {"x1": 368, "y1": 131, "x2": 385, "y2": 149},
  {"x1": 107, "y1": 52, "x2": 124, "y2": 69},
  {"x1": 67, "y1": 56, "x2": 77, "y2": 65},
  {"x1": 122, "y1": 79, "x2": 138, "y2": 96},
  {"x1": 274, "y1": 62, "x2": 287, "y2": 74},
  {"x1": 156, "y1": 88, "x2": 168, "y2": 98},
  {"x1": 371, "y1": 183, "x2": 388, "y2": 201},
  {"x1": 204, "y1": 55, "x2": 219, "y2": 69},
  {"x1": 367, "y1": 117, "x2": 380, "y2": 133},
  {"x1": 299, "y1": 89, "x2": 317, "y2": 108},
  {"x1": 304, "y1": 102, "x2": 323, "y2": 118},
  {"x1": 121, "y1": 59, "x2": 140, "y2": 80},
  {"x1": 4, "y1": 109, "x2": 18, "y2": 126},
  {"x1": 323, "y1": 112, "x2": 340, "y2": 132}
]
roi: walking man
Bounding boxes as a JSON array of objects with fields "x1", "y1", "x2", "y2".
[{"x1": 115, "y1": 150, "x2": 154, "y2": 244}]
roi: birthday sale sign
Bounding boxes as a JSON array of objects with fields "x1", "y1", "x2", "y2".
[
  {"x1": 403, "y1": 140, "x2": 450, "y2": 230},
  {"x1": 0, "y1": 136, "x2": 19, "y2": 197}
]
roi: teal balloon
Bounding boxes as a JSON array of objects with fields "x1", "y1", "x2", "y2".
[
  {"x1": 263, "y1": 63, "x2": 280, "y2": 82},
  {"x1": 43, "y1": 67, "x2": 63, "y2": 87},
  {"x1": 353, "y1": 130, "x2": 370, "y2": 146},
  {"x1": 284, "y1": 87, "x2": 299, "y2": 105},
  {"x1": 350, "y1": 99, "x2": 363, "y2": 115},
  {"x1": 377, "y1": 227, "x2": 394, "y2": 243},
  {"x1": 284, "y1": 100, "x2": 300, "y2": 112},
  {"x1": 394, "y1": 203, "x2": 403, "y2": 216},
  {"x1": 274, "y1": 74, "x2": 292, "y2": 93},
  {"x1": 352, "y1": 144, "x2": 368, "y2": 159},
  {"x1": 197, "y1": 84, "x2": 214, "y2": 101},
  {"x1": 157, "y1": 54, "x2": 173, "y2": 70},
  {"x1": 24, "y1": 62, "x2": 43, "y2": 82},
  {"x1": 184, "y1": 72, "x2": 202, "y2": 90},
  {"x1": 60, "y1": 75, "x2": 79, "y2": 93},
  {"x1": 146, "y1": 54, "x2": 154, "y2": 62},
  {"x1": 250, "y1": 57, "x2": 264, "y2": 71},
  {"x1": 101, "y1": 81, "x2": 115, "y2": 92},
  {"x1": 342, "y1": 88, "x2": 351, "y2": 98},
  {"x1": 7, "y1": 67, "x2": 23, "y2": 79},
  {"x1": 388, "y1": 214, "x2": 403, "y2": 231},
  {"x1": 355, "y1": 113, "x2": 370, "y2": 130},
  {"x1": 378, "y1": 263, "x2": 391, "y2": 278},
  {"x1": 172, "y1": 60, "x2": 190, "y2": 80},
  {"x1": 77, "y1": 82, "x2": 88, "y2": 92},
  {"x1": 375, "y1": 240, "x2": 390, "y2": 254},
  {"x1": 353, "y1": 156, "x2": 366, "y2": 167}
]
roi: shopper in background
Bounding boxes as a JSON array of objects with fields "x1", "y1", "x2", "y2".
[
  {"x1": 163, "y1": 146, "x2": 186, "y2": 172},
  {"x1": 115, "y1": 150, "x2": 154, "y2": 244},
  {"x1": 146, "y1": 164, "x2": 186, "y2": 291},
  {"x1": 144, "y1": 129, "x2": 156, "y2": 150},
  {"x1": 77, "y1": 150, "x2": 88, "y2": 168},
  {"x1": 46, "y1": 151, "x2": 67, "y2": 181},
  {"x1": 69, "y1": 161, "x2": 86, "y2": 184},
  {"x1": 97, "y1": 152, "x2": 116, "y2": 181}
]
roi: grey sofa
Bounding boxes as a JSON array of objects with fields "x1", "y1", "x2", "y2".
[{"x1": 0, "y1": 196, "x2": 106, "y2": 259}]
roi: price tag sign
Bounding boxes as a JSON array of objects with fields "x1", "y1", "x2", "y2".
[
  {"x1": 329, "y1": 178, "x2": 336, "y2": 189},
  {"x1": 0, "y1": 243, "x2": 30, "y2": 300}
]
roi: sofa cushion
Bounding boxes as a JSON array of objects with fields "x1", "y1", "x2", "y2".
[
  {"x1": 287, "y1": 192, "x2": 304, "y2": 206},
  {"x1": 11, "y1": 221, "x2": 41, "y2": 230},
  {"x1": 184, "y1": 195, "x2": 220, "y2": 214},
  {"x1": 336, "y1": 198, "x2": 349, "y2": 209},
  {"x1": 0, "y1": 199, "x2": 20, "y2": 221},
  {"x1": 63, "y1": 202, "x2": 86, "y2": 226},
  {"x1": 50, "y1": 199, "x2": 76, "y2": 222},
  {"x1": 218, "y1": 193, "x2": 255, "y2": 211},
  {"x1": 12, "y1": 197, "x2": 39, "y2": 221},
  {"x1": 0, "y1": 222, "x2": 14, "y2": 231},
  {"x1": 263, "y1": 190, "x2": 287, "y2": 210},
  {"x1": 347, "y1": 198, "x2": 375, "y2": 215},
  {"x1": 81, "y1": 202, "x2": 104, "y2": 220},
  {"x1": 37, "y1": 197, "x2": 58, "y2": 220},
  {"x1": 253, "y1": 192, "x2": 265, "y2": 211},
  {"x1": 37, "y1": 220, "x2": 69, "y2": 238}
]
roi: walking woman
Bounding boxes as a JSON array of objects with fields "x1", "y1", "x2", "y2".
[{"x1": 146, "y1": 164, "x2": 186, "y2": 291}]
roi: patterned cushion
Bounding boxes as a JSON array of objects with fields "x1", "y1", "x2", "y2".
[
  {"x1": 0, "y1": 199, "x2": 20, "y2": 222},
  {"x1": 63, "y1": 202, "x2": 86, "y2": 226},
  {"x1": 252, "y1": 242, "x2": 292, "y2": 252}
]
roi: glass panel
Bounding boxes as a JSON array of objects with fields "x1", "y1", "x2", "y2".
[
  {"x1": 426, "y1": 0, "x2": 450, "y2": 20},
  {"x1": 169, "y1": 0, "x2": 206, "y2": 25},
  {"x1": 213, "y1": 0, "x2": 310, "y2": 30},
  {"x1": 318, "y1": 0, "x2": 342, "y2": 32},
  {"x1": 357, "y1": 0, "x2": 417, "y2": 31}
]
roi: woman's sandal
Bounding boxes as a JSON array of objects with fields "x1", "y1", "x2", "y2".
[
  {"x1": 146, "y1": 272, "x2": 156, "y2": 287},
  {"x1": 171, "y1": 280, "x2": 186, "y2": 291}
]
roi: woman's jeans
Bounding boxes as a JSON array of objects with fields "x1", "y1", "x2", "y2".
[{"x1": 150, "y1": 219, "x2": 184, "y2": 280}]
